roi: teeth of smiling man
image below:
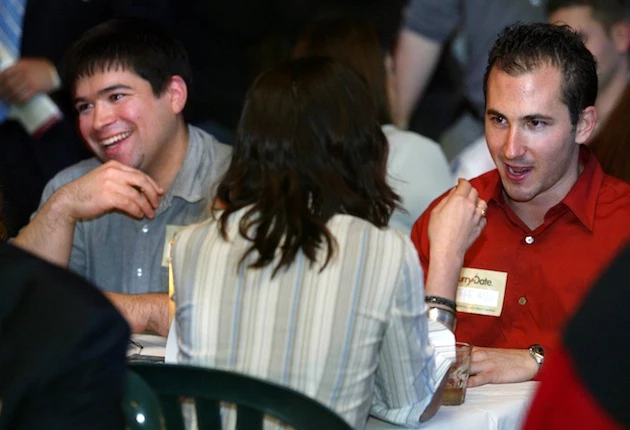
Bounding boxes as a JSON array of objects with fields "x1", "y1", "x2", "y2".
[
  {"x1": 508, "y1": 166, "x2": 529, "y2": 175},
  {"x1": 100, "y1": 131, "x2": 132, "y2": 147}
]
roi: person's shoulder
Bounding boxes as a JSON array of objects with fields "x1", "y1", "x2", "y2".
[
  {"x1": 451, "y1": 137, "x2": 495, "y2": 181},
  {"x1": 48, "y1": 157, "x2": 101, "y2": 187},
  {"x1": 334, "y1": 216, "x2": 421, "y2": 279},
  {"x1": 41, "y1": 157, "x2": 101, "y2": 199},
  {"x1": 382, "y1": 124, "x2": 442, "y2": 151},
  {"x1": 469, "y1": 169, "x2": 499, "y2": 189},
  {"x1": 174, "y1": 215, "x2": 217, "y2": 244},
  {"x1": 332, "y1": 214, "x2": 415, "y2": 252},
  {"x1": 599, "y1": 173, "x2": 630, "y2": 202},
  {"x1": 382, "y1": 124, "x2": 453, "y2": 185},
  {"x1": 597, "y1": 174, "x2": 630, "y2": 215},
  {"x1": 190, "y1": 125, "x2": 232, "y2": 157},
  {"x1": 185, "y1": 126, "x2": 233, "y2": 193}
]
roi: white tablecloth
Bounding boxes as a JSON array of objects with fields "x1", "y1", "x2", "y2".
[
  {"x1": 128, "y1": 322, "x2": 178, "y2": 362},
  {"x1": 366, "y1": 381, "x2": 538, "y2": 430},
  {"x1": 130, "y1": 333, "x2": 167, "y2": 357},
  {"x1": 131, "y1": 331, "x2": 537, "y2": 430}
]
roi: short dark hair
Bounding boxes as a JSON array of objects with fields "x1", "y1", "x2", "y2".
[
  {"x1": 63, "y1": 18, "x2": 192, "y2": 97},
  {"x1": 293, "y1": 17, "x2": 392, "y2": 125},
  {"x1": 547, "y1": 0, "x2": 630, "y2": 32},
  {"x1": 483, "y1": 23, "x2": 598, "y2": 125},
  {"x1": 217, "y1": 56, "x2": 399, "y2": 276}
]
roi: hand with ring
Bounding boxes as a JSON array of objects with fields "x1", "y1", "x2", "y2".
[{"x1": 428, "y1": 179, "x2": 487, "y2": 261}]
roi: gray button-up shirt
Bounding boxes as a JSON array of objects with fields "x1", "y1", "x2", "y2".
[{"x1": 37, "y1": 125, "x2": 232, "y2": 294}]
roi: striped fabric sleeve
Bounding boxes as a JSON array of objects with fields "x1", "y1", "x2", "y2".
[
  {"x1": 426, "y1": 318, "x2": 456, "y2": 387},
  {"x1": 370, "y1": 242, "x2": 455, "y2": 427}
]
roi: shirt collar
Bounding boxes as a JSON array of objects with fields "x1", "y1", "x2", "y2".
[
  {"x1": 560, "y1": 146, "x2": 603, "y2": 231},
  {"x1": 483, "y1": 146, "x2": 603, "y2": 231},
  {"x1": 160, "y1": 125, "x2": 212, "y2": 208}
]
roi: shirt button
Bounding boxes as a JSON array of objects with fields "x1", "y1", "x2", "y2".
[
  {"x1": 525, "y1": 236, "x2": 535, "y2": 245},
  {"x1": 518, "y1": 297, "x2": 527, "y2": 305},
  {"x1": 142, "y1": 224, "x2": 149, "y2": 233},
  {"x1": 137, "y1": 268, "x2": 143, "y2": 277}
]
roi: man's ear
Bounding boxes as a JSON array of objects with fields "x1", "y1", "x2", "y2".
[
  {"x1": 575, "y1": 106, "x2": 597, "y2": 145},
  {"x1": 611, "y1": 21, "x2": 630, "y2": 54},
  {"x1": 165, "y1": 75, "x2": 187, "y2": 114}
]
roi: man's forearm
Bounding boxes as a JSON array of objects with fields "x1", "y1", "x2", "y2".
[
  {"x1": 393, "y1": 30, "x2": 442, "y2": 128},
  {"x1": 425, "y1": 249, "x2": 464, "y2": 301},
  {"x1": 105, "y1": 292, "x2": 170, "y2": 336},
  {"x1": 12, "y1": 193, "x2": 76, "y2": 267}
]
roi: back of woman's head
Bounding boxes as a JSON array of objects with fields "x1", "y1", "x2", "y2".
[
  {"x1": 294, "y1": 17, "x2": 392, "y2": 125},
  {"x1": 217, "y1": 56, "x2": 398, "y2": 276}
]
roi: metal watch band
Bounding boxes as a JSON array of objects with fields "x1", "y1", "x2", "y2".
[
  {"x1": 528, "y1": 344, "x2": 545, "y2": 368},
  {"x1": 427, "y1": 306, "x2": 456, "y2": 332}
]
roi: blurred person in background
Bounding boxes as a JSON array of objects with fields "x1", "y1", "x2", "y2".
[
  {"x1": 548, "y1": 0, "x2": 630, "y2": 183},
  {"x1": 169, "y1": 0, "x2": 409, "y2": 145},
  {"x1": 294, "y1": 17, "x2": 454, "y2": 234},
  {"x1": 394, "y1": 0, "x2": 546, "y2": 161}
]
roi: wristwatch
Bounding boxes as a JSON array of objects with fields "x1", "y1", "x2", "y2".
[{"x1": 528, "y1": 344, "x2": 545, "y2": 368}]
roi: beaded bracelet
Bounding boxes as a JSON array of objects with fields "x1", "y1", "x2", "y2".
[{"x1": 425, "y1": 295, "x2": 457, "y2": 313}]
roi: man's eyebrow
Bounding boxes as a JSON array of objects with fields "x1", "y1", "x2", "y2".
[
  {"x1": 522, "y1": 114, "x2": 554, "y2": 122},
  {"x1": 485, "y1": 109, "x2": 554, "y2": 122},
  {"x1": 486, "y1": 108, "x2": 504, "y2": 117},
  {"x1": 73, "y1": 84, "x2": 132, "y2": 104}
]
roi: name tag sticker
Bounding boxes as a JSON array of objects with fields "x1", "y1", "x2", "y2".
[
  {"x1": 161, "y1": 225, "x2": 188, "y2": 267},
  {"x1": 456, "y1": 267, "x2": 508, "y2": 317}
]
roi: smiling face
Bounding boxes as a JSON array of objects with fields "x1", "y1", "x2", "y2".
[
  {"x1": 549, "y1": 6, "x2": 626, "y2": 91},
  {"x1": 485, "y1": 63, "x2": 596, "y2": 213},
  {"x1": 73, "y1": 68, "x2": 185, "y2": 179}
]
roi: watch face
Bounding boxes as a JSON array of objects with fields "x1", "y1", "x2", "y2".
[{"x1": 529, "y1": 344, "x2": 545, "y2": 365}]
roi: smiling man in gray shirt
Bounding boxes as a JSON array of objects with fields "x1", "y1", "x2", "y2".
[{"x1": 13, "y1": 19, "x2": 231, "y2": 336}]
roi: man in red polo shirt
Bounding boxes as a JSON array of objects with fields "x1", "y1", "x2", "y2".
[{"x1": 411, "y1": 22, "x2": 630, "y2": 386}]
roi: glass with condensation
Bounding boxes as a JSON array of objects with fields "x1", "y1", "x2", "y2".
[{"x1": 441, "y1": 342, "x2": 472, "y2": 406}]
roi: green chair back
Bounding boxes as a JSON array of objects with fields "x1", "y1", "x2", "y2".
[
  {"x1": 124, "y1": 369, "x2": 166, "y2": 430},
  {"x1": 129, "y1": 363, "x2": 352, "y2": 430}
]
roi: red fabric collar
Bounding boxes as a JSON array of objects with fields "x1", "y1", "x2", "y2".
[{"x1": 480, "y1": 146, "x2": 603, "y2": 232}]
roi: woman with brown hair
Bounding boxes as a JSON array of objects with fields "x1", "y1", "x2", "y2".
[{"x1": 171, "y1": 57, "x2": 486, "y2": 428}]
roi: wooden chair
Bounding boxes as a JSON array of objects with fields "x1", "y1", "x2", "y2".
[{"x1": 129, "y1": 363, "x2": 352, "y2": 430}]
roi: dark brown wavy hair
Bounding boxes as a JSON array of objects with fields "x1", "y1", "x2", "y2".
[{"x1": 216, "y1": 56, "x2": 399, "y2": 276}]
